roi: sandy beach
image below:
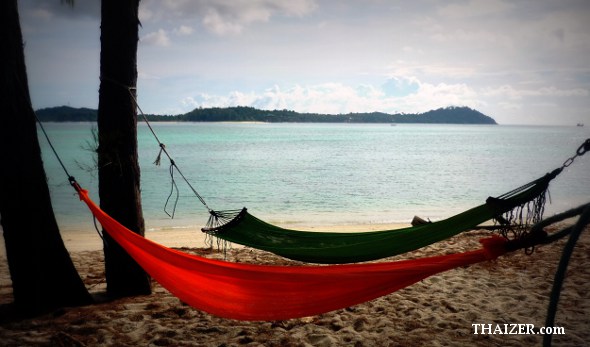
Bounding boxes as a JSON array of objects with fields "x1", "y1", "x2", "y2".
[{"x1": 0, "y1": 222, "x2": 589, "y2": 346}]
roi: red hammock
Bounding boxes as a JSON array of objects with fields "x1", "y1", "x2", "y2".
[{"x1": 77, "y1": 188, "x2": 508, "y2": 321}]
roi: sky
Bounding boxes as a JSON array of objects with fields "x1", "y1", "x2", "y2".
[{"x1": 17, "y1": 0, "x2": 590, "y2": 125}]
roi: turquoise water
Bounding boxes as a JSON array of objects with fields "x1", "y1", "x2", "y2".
[{"x1": 37, "y1": 122, "x2": 589, "y2": 233}]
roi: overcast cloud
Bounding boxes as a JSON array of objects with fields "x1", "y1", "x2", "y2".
[{"x1": 18, "y1": 0, "x2": 590, "y2": 125}]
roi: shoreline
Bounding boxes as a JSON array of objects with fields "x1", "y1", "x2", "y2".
[{"x1": 0, "y1": 221, "x2": 413, "y2": 255}]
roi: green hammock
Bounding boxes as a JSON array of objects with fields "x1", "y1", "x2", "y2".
[{"x1": 202, "y1": 169, "x2": 560, "y2": 264}]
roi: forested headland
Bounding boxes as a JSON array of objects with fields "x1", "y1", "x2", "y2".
[{"x1": 36, "y1": 105, "x2": 497, "y2": 124}]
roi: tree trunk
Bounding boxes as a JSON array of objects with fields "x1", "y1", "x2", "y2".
[
  {"x1": 98, "y1": 0, "x2": 151, "y2": 297},
  {"x1": 0, "y1": 0, "x2": 92, "y2": 318}
]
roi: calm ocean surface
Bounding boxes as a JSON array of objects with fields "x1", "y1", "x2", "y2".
[{"x1": 37, "y1": 122, "x2": 589, "y2": 233}]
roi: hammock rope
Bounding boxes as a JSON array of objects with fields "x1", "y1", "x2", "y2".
[
  {"x1": 493, "y1": 139, "x2": 590, "y2": 247},
  {"x1": 487, "y1": 170, "x2": 556, "y2": 249},
  {"x1": 128, "y1": 89, "x2": 212, "y2": 214},
  {"x1": 100, "y1": 76, "x2": 214, "y2": 216}
]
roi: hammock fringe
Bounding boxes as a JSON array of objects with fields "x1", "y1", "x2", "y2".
[
  {"x1": 487, "y1": 169, "x2": 559, "y2": 253},
  {"x1": 494, "y1": 189, "x2": 547, "y2": 242},
  {"x1": 204, "y1": 208, "x2": 246, "y2": 231},
  {"x1": 204, "y1": 208, "x2": 246, "y2": 254}
]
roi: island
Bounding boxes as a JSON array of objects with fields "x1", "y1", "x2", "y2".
[{"x1": 36, "y1": 105, "x2": 497, "y2": 125}]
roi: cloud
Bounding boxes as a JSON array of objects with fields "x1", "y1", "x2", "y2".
[
  {"x1": 141, "y1": 29, "x2": 171, "y2": 47},
  {"x1": 20, "y1": 0, "x2": 101, "y2": 19},
  {"x1": 386, "y1": 61, "x2": 478, "y2": 80},
  {"x1": 202, "y1": 9, "x2": 245, "y2": 35},
  {"x1": 179, "y1": 79, "x2": 484, "y2": 115},
  {"x1": 143, "y1": 0, "x2": 318, "y2": 35},
  {"x1": 381, "y1": 77, "x2": 420, "y2": 97},
  {"x1": 19, "y1": 0, "x2": 590, "y2": 126},
  {"x1": 174, "y1": 25, "x2": 194, "y2": 36},
  {"x1": 483, "y1": 85, "x2": 589, "y2": 100},
  {"x1": 21, "y1": 0, "x2": 317, "y2": 36},
  {"x1": 198, "y1": 0, "x2": 317, "y2": 35},
  {"x1": 437, "y1": 0, "x2": 514, "y2": 19}
]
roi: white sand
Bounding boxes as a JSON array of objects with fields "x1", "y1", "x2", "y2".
[{"x1": 0, "y1": 224, "x2": 589, "y2": 346}]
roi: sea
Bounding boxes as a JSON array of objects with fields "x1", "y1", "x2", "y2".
[{"x1": 34, "y1": 122, "x2": 590, "y2": 234}]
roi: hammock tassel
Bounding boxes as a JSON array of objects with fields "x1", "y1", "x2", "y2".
[
  {"x1": 204, "y1": 208, "x2": 246, "y2": 231},
  {"x1": 154, "y1": 143, "x2": 165, "y2": 166},
  {"x1": 495, "y1": 188, "x2": 548, "y2": 241},
  {"x1": 204, "y1": 209, "x2": 246, "y2": 251}
]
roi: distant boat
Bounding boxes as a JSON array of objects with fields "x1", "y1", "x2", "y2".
[{"x1": 577, "y1": 123, "x2": 584, "y2": 127}]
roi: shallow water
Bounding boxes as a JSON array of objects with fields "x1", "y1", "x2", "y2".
[{"x1": 36, "y1": 122, "x2": 590, "y2": 233}]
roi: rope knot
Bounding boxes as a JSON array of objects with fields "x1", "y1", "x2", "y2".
[
  {"x1": 154, "y1": 143, "x2": 166, "y2": 166},
  {"x1": 479, "y1": 235, "x2": 508, "y2": 260},
  {"x1": 68, "y1": 176, "x2": 82, "y2": 192},
  {"x1": 578, "y1": 138, "x2": 590, "y2": 155}
]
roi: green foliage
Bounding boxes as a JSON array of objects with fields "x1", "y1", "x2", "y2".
[{"x1": 36, "y1": 106, "x2": 97, "y2": 121}]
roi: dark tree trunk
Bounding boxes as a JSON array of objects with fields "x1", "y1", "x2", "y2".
[
  {"x1": 0, "y1": 0, "x2": 92, "y2": 318},
  {"x1": 98, "y1": 0, "x2": 151, "y2": 297}
]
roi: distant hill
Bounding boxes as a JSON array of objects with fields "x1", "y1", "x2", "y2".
[
  {"x1": 36, "y1": 105, "x2": 497, "y2": 125},
  {"x1": 36, "y1": 106, "x2": 98, "y2": 122}
]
